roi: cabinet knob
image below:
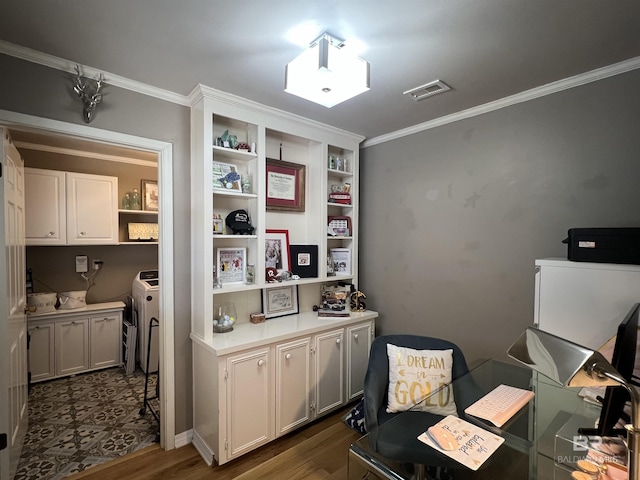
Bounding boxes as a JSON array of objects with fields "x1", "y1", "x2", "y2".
[
  {"x1": 34, "y1": 326, "x2": 40, "y2": 331},
  {"x1": 285, "y1": 353, "x2": 291, "y2": 360},
  {"x1": 46, "y1": 231, "x2": 55, "y2": 237},
  {"x1": 79, "y1": 232, "x2": 86, "y2": 236},
  {"x1": 336, "y1": 338, "x2": 341, "y2": 345},
  {"x1": 71, "y1": 321, "x2": 77, "y2": 325},
  {"x1": 258, "y1": 359, "x2": 265, "y2": 366},
  {"x1": 354, "y1": 333, "x2": 359, "y2": 340}
]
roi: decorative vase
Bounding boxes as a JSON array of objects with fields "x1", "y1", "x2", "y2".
[{"x1": 214, "y1": 302, "x2": 236, "y2": 333}]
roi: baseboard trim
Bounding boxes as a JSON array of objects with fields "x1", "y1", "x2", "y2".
[
  {"x1": 174, "y1": 429, "x2": 193, "y2": 449},
  {"x1": 191, "y1": 429, "x2": 214, "y2": 466}
]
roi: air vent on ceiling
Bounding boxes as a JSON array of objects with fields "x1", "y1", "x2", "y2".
[{"x1": 403, "y1": 80, "x2": 451, "y2": 101}]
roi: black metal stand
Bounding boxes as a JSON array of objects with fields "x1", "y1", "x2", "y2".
[{"x1": 139, "y1": 316, "x2": 160, "y2": 442}]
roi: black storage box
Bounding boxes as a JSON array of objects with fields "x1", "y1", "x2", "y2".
[{"x1": 563, "y1": 228, "x2": 640, "y2": 265}]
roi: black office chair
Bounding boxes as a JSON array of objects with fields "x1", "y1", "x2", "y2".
[{"x1": 363, "y1": 335, "x2": 479, "y2": 480}]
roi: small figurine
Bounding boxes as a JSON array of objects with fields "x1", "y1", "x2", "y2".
[{"x1": 350, "y1": 290, "x2": 367, "y2": 312}]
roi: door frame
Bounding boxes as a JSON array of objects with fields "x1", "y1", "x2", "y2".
[{"x1": 0, "y1": 109, "x2": 176, "y2": 449}]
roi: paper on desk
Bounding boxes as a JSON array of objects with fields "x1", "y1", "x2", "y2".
[{"x1": 418, "y1": 415, "x2": 505, "y2": 471}]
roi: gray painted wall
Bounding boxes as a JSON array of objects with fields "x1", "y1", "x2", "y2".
[
  {"x1": 359, "y1": 68, "x2": 640, "y2": 365},
  {"x1": 0, "y1": 54, "x2": 193, "y2": 433}
]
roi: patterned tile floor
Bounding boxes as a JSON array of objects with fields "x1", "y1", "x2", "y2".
[{"x1": 15, "y1": 367, "x2": 159, "y2": 480}]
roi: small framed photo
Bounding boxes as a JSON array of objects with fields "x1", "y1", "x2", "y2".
[
  {"x1": 213, "y1": 161, "x2": 242, "y2": 192},
  {"x1": 266, "y1": 158, "x2": 305, "y2": 212},
  {"x1": 216, "y1": 247, "x2": 246, "y2": 285},
  {"x1": 141, "y1": 179, "x2": 159, "y2": 211},
  {"x1": 262, "y1": 285, "x2": 299, "y2": 319},
  {"x1": 330, "y1": 247, "x2": 351, "y2": 275},
  {"x1": 265, "y1": 229, "x2": 290, "y2": 273},
  {"x1": 328, "y1": 216, "x2": 351, "y2": 237},
  {"x1": 289, "y1": 244, "x2": 318, "y2": 278}
]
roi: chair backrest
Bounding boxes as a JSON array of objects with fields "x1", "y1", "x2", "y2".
[{"x1": 363, "y1": 334, "x2": 469, "y2": 433}]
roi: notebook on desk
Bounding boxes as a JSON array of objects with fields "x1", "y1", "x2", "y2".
[{"x1": 464, "y1": 384, "x2": 535, "y2": 428}]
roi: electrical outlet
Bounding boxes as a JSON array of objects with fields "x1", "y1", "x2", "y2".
[
  {"x1": 76, "y1": 255, "x2": 89, "y2": 273},
  {"x1": 93, "y1": 259, "x2": 104, "y2": 270}
]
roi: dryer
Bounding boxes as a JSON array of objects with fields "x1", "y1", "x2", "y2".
[{"x1": 132, "y1": 270, "x2": 159, "y2": 373}]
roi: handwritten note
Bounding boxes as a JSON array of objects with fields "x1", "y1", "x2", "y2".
[{"x1": 417, "y1": 415, "x2": 505, "y2": 471}]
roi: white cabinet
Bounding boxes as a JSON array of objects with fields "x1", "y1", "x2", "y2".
[
  {"x1": 346, "y1": 320, "x2": 374, "y2": 401},
  {"x1": 27, "y1": 302, "x2": 124, "y2": 382},
  {"x1": 24, "y1": 168, "x2": 119, "y2": 246},
  {"x1": 56, "y1": 318, "x2": 89, "y2": 375},
  {"x1": 66, "y1": 172, "x2": 119, "y2": 244},
  {"x1": 276, "y1": 338, "x2": 311, "y2": 436},
  {"x1": 226, "y1": 348, "x2": 272, "y2": 459},
  {"x1": 535, "y1": 258, "x2": 640, "y2": 349},
  {"x1": 28, "y1": 322, "x2": 55, "y2": 382},
  {"x1": 90, "y1": 313, "x2": 121, "y2": 368},
  {"x1": 314, "y1": 329, "x2": 344, "y2": 416},
  {"x1": 25, "y1": 168, "x2": 66, "y2": 245},
  {"x1": 191, "y1": 312, "x2": 377, "y2": 466}
]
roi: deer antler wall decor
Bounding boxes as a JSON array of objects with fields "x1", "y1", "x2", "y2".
[{"x1": 72, "y1": 65, "x2": 106, "y2": 123}]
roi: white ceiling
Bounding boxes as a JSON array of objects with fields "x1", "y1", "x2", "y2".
[{"x1": 2, "y1": 0, "x2": 640, "y2": 140}]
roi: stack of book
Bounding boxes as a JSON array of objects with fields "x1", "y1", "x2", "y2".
[{"x1": 328, "y1": 192, "x2": 351, "y2": 205}]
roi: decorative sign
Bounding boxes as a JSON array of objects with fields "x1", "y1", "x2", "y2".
[{"x1": 418, "y1": 415, "x2": 505, "y2": 471}]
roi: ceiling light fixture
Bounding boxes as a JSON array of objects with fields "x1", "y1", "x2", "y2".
[{"x1": 284, "y1": 32, "x2": 370, "y2": 108}]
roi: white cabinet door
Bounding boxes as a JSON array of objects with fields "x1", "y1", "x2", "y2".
[
  {"x1": 275, "y1": 338, "x2": 311, "y2": 436},
  {"x1": 28, "y1": 323, "x2": 55, "y2": 382},
  {"x1": 90, "y1": 313, "x2": 122, "y2": 369},
  {"x1": 314, "y1": 329, "x2": 344, "y2": 416},
  {"x1": 55, "y1": 319, "x2": 89, "y2": 375},
  {"x1": 346, "y1": 321, "x2": 373, "y2": 401},
  {"x1": 66, "y1": 172, "x2": 118, "y2": 244},
  {"x1": 226, "y1": 348, "x2": 272, "y2": 460},
  {"x1": 24, "y1": 168, "x2": 66, "y2": 245}
]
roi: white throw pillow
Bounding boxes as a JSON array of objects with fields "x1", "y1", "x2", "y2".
[{"x1": 386, "y1": 344, "x2": 457, "y2": 416}]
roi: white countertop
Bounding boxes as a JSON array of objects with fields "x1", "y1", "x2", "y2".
[
  {"x1": 28, "y1": 301, "x2": 126, "y2": 320},
  {"x1": 190, "y1": 309, "x2": 378, "y2": 356}
]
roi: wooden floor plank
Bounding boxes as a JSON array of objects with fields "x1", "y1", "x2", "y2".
[{"x1": 65, "y1": 404, "x2": 360, "y2": 480}]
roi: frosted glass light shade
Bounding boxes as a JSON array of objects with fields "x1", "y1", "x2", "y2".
[{"x1": 285, "y1": 36, "x2": 370, "y2": 108}]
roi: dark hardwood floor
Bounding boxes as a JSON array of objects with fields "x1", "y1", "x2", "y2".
[{"x1": 66, "y1": 405, "x2": 360, "y2": 480}]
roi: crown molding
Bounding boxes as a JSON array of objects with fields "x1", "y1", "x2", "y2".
[
  {"x1": 189, "y1": 84, "x2": 365, "y2": 144},
  {"x1": 363, "y1": 56, "x2": 640, "y2": 148},
  {"x1": 0, "y1": 40, "x2": 190, "y2": 106}
]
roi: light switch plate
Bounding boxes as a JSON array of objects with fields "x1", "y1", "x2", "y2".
[{"x1": 76, "y1": 255, "x2": 88, "y2": 273}]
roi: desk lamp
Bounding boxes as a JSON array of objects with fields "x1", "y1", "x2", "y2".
[{"x1": 507, "y1": 327, "x2": 639, "y2": 480}]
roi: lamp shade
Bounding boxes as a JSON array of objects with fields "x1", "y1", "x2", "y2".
[
  {"x1": 285, "y1": 35, "x2": 370, "y2": 108},
  {"x1": 507, "y1": 327, "x2": 621, "y2": 388}
]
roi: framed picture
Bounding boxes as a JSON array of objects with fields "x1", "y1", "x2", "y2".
[
  {"x1": 289, "y1": 244, "x2": 318, "y2": 278},
  {"x1": 328, "y1": 216, "x2": 351, "y2": 237},
  {"x1": 141, "y1": 179, "x2": 159, "y2": 211},
  {"x1": 262, "y1": 285, "x2": 299, "y2": 319},
  {"x1": 213, "y1": 161, "x2": 242, "y2": 192},
  {"x1": 266, "y1": 158, "x2": 305, "y2": 212},
  {"x1": 265, "y1": 229, "x2": 290, "y2": 273},
  {"x1": 330, "y1": 247, "x2": 352, "y2": 275},
  {"x1": 216, "y1": 247, "x2": 246, "y2": 285}
]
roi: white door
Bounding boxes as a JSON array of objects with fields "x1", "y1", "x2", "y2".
[{"x1": 0, "y1": 129, "x2": 28, "y2": 480}]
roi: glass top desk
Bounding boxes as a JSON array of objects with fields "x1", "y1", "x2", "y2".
[{"x1": 349, "y1": 359, "x2": 626, "y2": 480}]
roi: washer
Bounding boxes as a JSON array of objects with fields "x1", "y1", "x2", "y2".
[{"x1": 132, "y1": 270, "x2": 159, "y2": 373}]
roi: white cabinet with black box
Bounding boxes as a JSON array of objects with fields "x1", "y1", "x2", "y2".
[
  {"x1": 27, "y1": 301, "x2": 125, "y2": 382},
  {"x1": 25, "y1": 168, "x2": 119, "y2": 245},
  {"x1": 191, "y1": 312, "x2": 376, "y2": 465}
]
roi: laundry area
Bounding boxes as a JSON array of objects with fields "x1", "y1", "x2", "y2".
[{"x1": 10, "y1": 129, "x2": 161, "y2": 480}]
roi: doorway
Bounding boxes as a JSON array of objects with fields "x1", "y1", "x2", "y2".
[{"x1": 0, "y1": 110, "x2": 175, "y2": 463}]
